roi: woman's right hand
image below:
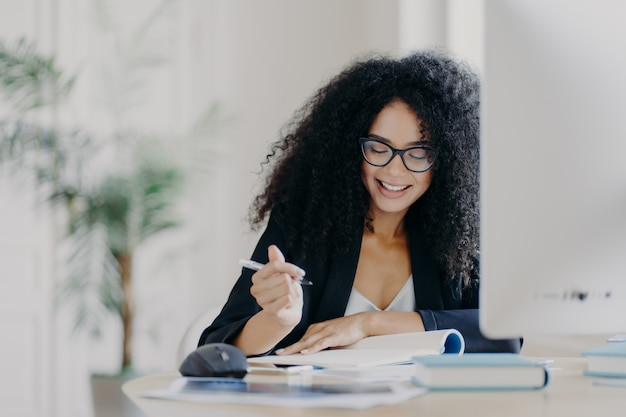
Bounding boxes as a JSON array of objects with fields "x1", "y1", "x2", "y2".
[{"x1": 249, "y1": 245, "x2": 304, "y2": 328}]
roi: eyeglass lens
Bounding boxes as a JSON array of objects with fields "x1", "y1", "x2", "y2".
[{"x1": 360, "y1": 139, "x2": 436, "y2": 173}]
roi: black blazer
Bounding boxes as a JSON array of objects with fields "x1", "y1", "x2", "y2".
[{"x1": 199, "y1": 213, "x2": 520, "y2": 354}]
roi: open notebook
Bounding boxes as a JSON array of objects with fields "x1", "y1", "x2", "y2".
[{"x1": 247, "y1": 329, "x2": 464, "y2": 369}]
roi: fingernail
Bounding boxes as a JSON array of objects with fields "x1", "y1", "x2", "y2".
[
  {"x1": 275, "y1": 348, "x2": 285, "y2": 354},
  {"x1": 297, "y1": 268, "x2": 306, "y2": 276},
  {"x1": 300, "y1": 349, "x2": 309, "y2": 354}
]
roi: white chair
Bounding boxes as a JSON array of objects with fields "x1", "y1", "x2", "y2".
[{"x1": 176, "y1": 306, "x2": 222, "y2": 365}]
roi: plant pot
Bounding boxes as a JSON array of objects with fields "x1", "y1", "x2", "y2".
[{"x1": 91, "y1": 372, "x2": 146, "y2": 417}]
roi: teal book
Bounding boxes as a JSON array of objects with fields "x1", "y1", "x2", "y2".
[
  {"x1": 412, "y1": 353, "x2": 549, "y2": 390},
  {"x1": 582, "y1": 342, "x2": 626, "y2": 378}
]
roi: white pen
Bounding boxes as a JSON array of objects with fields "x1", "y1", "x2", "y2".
[{"x1": 238, "y1": 258, "x2": 313, "y2": 285}]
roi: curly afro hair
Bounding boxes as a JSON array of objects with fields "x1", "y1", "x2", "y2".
[{"x1": 249, "y1": 50, "x2": 480, "y2": 286}]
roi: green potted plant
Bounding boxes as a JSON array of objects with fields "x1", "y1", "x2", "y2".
[{"x1": 0, "y1": 36, "x2": 221, "y2": 416}]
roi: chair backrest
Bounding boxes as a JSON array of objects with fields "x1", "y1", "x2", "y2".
[{"x1": 176, "y1": 306, "x2": 222, "y2": 365}]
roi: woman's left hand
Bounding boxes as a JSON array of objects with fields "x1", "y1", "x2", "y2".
[{"x1": 276, "y1": 312, "x2": 373, "y2": 355}]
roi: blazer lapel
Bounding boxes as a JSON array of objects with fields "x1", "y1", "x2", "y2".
[
  {"x1": 312, "y1": 231, "x2": 362, "y2": 323},
  {"x1": 409, "y1": 222, "x2": 445, "y2": 310}
]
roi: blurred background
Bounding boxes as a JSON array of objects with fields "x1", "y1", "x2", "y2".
[{"x1": 0, "y1": 1, "x2": 482, "y2": 416}]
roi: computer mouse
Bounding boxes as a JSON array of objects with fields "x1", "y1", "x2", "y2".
[{"x1": 179, "y1": 343, "x2": 248, "y2": 378}]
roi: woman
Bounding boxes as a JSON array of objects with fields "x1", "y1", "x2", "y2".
[{"x1": 199, "y1": 50, "x2": 520, "y2": 356}]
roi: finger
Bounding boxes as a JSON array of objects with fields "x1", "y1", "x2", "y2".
[
  {"x1": 250, "y1": 266, "x2": 300, "y2": 289},
  {"x1": 252, "y1": 277, "x2": 300, "y2": 308},
  {"x1": 299, "y1": 338, "x2": 331, "y2": 354},
  {"x1": 252, "y1": 268, "x2": 305, "y2": 290},
  {"x1": 279, "y1": 336, "x2": 330, "y2": 355},
  {"x1": 278, "y1": 328, "x2": 326, "y2": 355},
  {"x1": 276, "y1": 333, "x2": 312, "y2": 355},
  {"x1": 267, "y1": 244, "x2": 285, "y2": 263},
  {"x1": 265, "y1": 245, "x2": 305, "y2": 278},
  {"x1": 246, "y1": 245, "x2": 285, "y2": 284},
  {"x1": 276, "y1": 342, "x2": 305, "y2": 355},
  {"x1": 266, "y1": 292, "x2": 302, "y2": 316}
]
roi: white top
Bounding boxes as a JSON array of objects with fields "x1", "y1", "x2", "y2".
[{"x1": 344, "y1": 275, "x2": 415, "y2": 316}]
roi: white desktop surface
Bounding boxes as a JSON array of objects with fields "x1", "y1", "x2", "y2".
[{"x1": 123, "y1": 357, "x2": 624, "y2": 417}]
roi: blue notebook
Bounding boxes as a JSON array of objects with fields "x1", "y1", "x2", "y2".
[
  {"x1": 412, "y1": 353, "x2": 549, "y2": 390},
  {"x1": 582, "y1": 342, "x2": 626, "y2": 378}
]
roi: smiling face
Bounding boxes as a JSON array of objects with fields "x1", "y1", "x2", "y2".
[{"x1": 361, "y1": 99, "x2": 433, "y2": 220}]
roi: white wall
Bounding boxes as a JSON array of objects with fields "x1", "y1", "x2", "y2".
[{"x1": 0, "y1": 3, "x2": 58, "y2": 417}]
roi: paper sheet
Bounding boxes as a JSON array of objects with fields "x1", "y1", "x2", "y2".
[{"x1": 141, "y1": 377, "x2": 426, "y2": 409}]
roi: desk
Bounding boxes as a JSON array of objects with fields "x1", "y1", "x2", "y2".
[{"x1": 123, "y1": 358, "x2": 624, "y2": 417}]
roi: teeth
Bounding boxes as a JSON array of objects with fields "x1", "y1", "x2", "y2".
[{"x1": 380, "y1": 181, "x2": 409, "y2": 192}]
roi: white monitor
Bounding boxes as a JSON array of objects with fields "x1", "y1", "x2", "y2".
[{"x1": 479, "y1": 0, "x2": 626, "y2": 339}]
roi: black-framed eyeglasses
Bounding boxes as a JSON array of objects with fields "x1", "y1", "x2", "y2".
[{"x1": 359, "y1": 137, "x2": 438, "y2": 173}]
